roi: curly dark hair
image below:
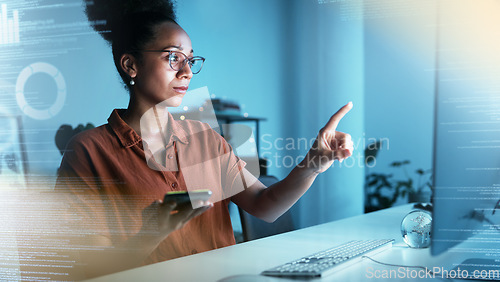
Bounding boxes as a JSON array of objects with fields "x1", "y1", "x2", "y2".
[{"x1": 84, "y1": 0, "x2": 178, "y2": 88}]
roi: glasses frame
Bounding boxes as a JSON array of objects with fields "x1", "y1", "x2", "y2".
[{"x1": 140, "y1": 50, "x2": 205, "y2": 74}]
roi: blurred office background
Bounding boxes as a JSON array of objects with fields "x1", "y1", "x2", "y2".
[{"x1": 0, "y1": 0, "x2": 439, "y2": 229}]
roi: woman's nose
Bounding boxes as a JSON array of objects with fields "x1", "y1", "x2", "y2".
[{"x1": 177, "y1": 62, "x2": 193, "y2": 79}]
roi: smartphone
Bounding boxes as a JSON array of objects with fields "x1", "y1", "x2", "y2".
[{"x1": 163, "y1": 189, "x2": 212, "y2": 206}]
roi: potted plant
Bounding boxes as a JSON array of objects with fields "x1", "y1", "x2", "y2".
[
  {"x1": 364, "y1": 140, "x2": 396, "y2": 212},
  {"x1": 364, "y1": 141, "x2": 433, "y2": 213},
  {"x1": 389, "y1": 160, "x2": 433, "y2": 203}
]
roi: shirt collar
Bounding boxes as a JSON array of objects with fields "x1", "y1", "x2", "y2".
[
  {"x1": 164, "y1": 110, "x2": 189, "y2": 145},
  {"x1": 108, "y1": 109, "x2": 189, "y2": 148}
]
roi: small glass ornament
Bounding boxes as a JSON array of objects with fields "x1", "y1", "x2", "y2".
[{"x1": 400, "y1": 209, "x2": 432, "y2": 248}]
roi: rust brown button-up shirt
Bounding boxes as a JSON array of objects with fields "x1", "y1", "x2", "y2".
[{"x1": 57, "y1": 109, "x2": 246, "y2": 264}]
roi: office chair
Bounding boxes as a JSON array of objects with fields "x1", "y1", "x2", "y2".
[{"x1": 238, "y1": 175, "x2": 295, "y2": 241}]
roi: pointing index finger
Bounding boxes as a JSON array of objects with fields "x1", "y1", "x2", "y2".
[{"x1": 324, "y1": 102, "x2": 353, "y2": 132}]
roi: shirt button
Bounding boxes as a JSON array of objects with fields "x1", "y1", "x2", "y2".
[
  {"x1": 168, "y1": 154, "x2": 174, "y2": 159},
  {"x1": 171, "y1": 182, "x2": 178, "y2": 189},
  {"x1": 191, "y1": 249, "x2": 198, "y2": 254}
]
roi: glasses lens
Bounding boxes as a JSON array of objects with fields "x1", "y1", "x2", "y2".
[
  {"x1": 168, "y1": 51, "x2": 187, "y2": 71},
  {"x1": 189, "y1": 58, "x2": 204, "y2": 74},
  {"x1": 168, "y1": 51, "x2": 204, "y2": 74}
]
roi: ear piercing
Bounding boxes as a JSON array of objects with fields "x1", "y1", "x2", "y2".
[{"x1": 130, "y1": 78, "x2": 135, "y2": 86}]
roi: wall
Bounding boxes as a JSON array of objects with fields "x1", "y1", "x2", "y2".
[
  {"x1": 363, "y1": 1, "x2": 437, "y2": 203},
  {"x1": 283, "y1": 0, "x2": 365, "y2": 228}
]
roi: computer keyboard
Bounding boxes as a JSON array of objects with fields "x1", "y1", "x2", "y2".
[{"x1": 261, "y1": 239, "x2": 395, "y2": 278}]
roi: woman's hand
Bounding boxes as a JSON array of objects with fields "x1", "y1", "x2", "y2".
[
  {"x1": 301, "y1": 102, "x2": 354, "y2": 174},
  {"x1": 140, "y1": 198, "x2": 213, "y2": 240}
]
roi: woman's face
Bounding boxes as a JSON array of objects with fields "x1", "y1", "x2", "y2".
[{"x1": 133, "y1": 21, "x2": 194, "y2": 108}]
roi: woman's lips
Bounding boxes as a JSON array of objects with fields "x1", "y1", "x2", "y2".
[{"x1": 173, "y1": 86, "x2": 188, "y2": 93}]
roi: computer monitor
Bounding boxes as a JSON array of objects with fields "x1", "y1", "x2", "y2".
[
  {"x1": 430, "y1": 0, "x2": 500, "y2": 274},
  {"x1": 430, "y1": 68, "x2": 500, "y2": 255}
]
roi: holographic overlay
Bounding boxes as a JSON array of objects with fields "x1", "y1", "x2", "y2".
[
  {"x1": 0, "y1": 3, "x2": 20, "y2": 45},
  {"x1": 0, "y1": 175, "x2": 167, "y2": 281},
  {"x1": 317, "y1": 0, "x2": 435, "y2": 22},
  {"x1": 431, "y1": 0, "x2": 500, "y2": 257},
  {"x1": 0, "y1": 114, "x2": 27, "y2": 189},
  {"x1": 140, "y1": 87, "x2": 259, "y2": 207},
  {"x1": 0, "y1": 182, "x2": 107, "y2": 280}
]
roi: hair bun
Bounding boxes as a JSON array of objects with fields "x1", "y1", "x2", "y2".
[{"x1": 84, "y1": 0, "x2": 177, "y2": 44}]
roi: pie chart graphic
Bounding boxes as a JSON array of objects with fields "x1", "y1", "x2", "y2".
[{"x1": 15, "y1": 62, "x2": 66, "y2": 120}]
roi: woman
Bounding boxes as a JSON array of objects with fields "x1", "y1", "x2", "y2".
[{"x1": 58, "y1": 0, "x2": 354, "y2": 278}]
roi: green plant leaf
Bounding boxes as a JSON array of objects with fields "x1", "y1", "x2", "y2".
[
  {"x1": 379, "y1": 196, "x2": 392, "y2": 208},
  {"x1": 367, "y1": 178, "x2": 378, "y2": 186},
  {"x1": 375, "y1": 184, "x2": 385, "y2": 192}
]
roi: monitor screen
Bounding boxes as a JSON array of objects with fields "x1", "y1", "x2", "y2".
[{"x1": 431, "y1": 0, "x2": 500, "y2": 257}]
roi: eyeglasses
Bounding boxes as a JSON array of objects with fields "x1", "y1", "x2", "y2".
[{"x1": 141, "y1": 50, "x2": 205, "y2": 74}]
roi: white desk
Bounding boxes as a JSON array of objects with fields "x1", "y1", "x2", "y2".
[{"x1": 86, "y1": 204, "x2": 471, "y2": 282}]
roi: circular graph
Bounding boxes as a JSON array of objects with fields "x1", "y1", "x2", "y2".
[{"x1": 15, "y1": 62, "x2": 66, "y2": 120}]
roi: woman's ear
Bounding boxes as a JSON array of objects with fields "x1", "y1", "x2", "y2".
[{"x1": 120, "y1": 54, "x2": 137, "y2": 79}]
